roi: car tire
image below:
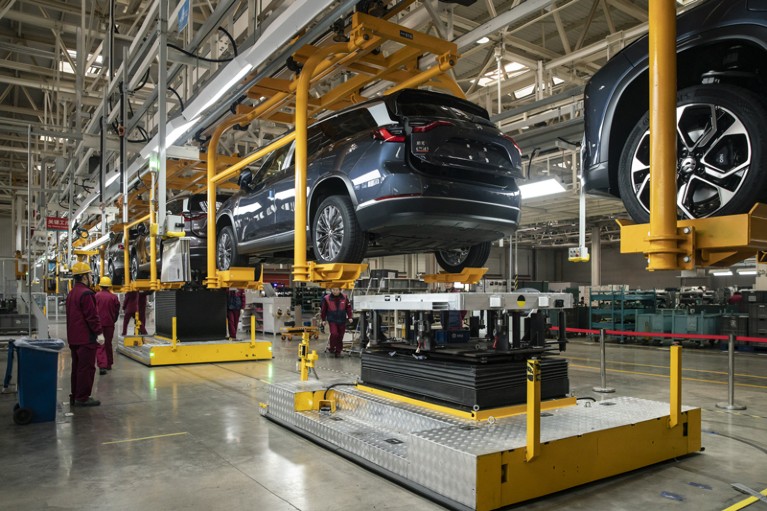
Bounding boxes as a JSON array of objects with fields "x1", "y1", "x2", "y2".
[
  {"x1": 108, "y1": 261, "x2": 121, "y2": 285},
  {"x1": 435, "y1": 241, "x2": 492, "y2": 273},
  {"x1": 618, "y1": 84, "x2": 767, "y2": 222},
  {"x1": 312, "y1": 195, "x2": 366, "y2": 264},
  {"x1": 216, "y1": 225, "x2": 246, "y2": 270}
]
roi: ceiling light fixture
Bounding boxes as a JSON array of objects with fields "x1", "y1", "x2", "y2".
[
  {"x1": 476, "y1": 36, "x2": 490, "y2": 44},
  {"x1": 518, "y1": 178, "x2": 566, "y2": 199},
  {"x1": 711, "y1": 270, "x2": 733, "y2": 277}
]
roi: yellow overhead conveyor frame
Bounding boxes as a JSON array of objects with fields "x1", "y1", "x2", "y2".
[{"x1": 204, "y1": 12, "x2": 462, "y2": 290}]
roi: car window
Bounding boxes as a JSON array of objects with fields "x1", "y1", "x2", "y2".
[
  {"x1": 307, "y1": 125, "x2": 330, "y2": 157},
  {"x1": 189, "y1": 195, "x2": 228, "y2": 212},
  {"x1": 254, "y1": 144, "x2": 290, "y2": 187},
  {"x1": 166, "y1": 199, "x2": 184, "y2": 215},
  {"x1": 319, "y1": 109, "x2": 377, "y2": 144}
]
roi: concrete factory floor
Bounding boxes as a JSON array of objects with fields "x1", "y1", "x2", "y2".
[{"x1": 1, "y1": 318, "x2": 766, "y2": 511}]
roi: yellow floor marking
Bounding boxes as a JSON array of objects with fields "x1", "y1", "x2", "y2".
[
  {"x1": 568, "y1": 364, "x2": 767, "y2": 390},
  {"x1": 564, "y1": 355, "x2": 767, "y2": 380},
  {"x1": 102, "y1": 432, "x2": 189, "y2": 445},
  {"x1": 722, "y1": 487, "x2": 767, "y2": 511}
]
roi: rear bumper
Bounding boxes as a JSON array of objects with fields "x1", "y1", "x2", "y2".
[{"x1": 356, "y1": 196, "x2": 519, "y2": 247}]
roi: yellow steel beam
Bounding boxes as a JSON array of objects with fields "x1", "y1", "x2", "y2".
[
  {"x1": 619, "y1": 203, "x2": 767, "y2": 269},
  {"x1": 422, "y1": 267, "x2": 488, "y2": 285},
  {"x1": 647, "y1": 0, "x2": 679, "y2": 270}
]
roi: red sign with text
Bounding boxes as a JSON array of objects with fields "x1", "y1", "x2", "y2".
[{"x1": 46, "y1": 216, "x2": 68, "y2": 231}]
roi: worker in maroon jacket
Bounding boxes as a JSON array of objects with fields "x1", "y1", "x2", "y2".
[
  {"x1": 66, "y1": 262, "x2": 103, "y2": 407},
  {"x1": 122, "y1": 290, "x2": 151, "y2": 335},
  {"x1": 227, "y1": 288, "x2": 246, "y2": 340},
  {"x1": 320, "y1": 286, "x2": 353, "y2": 357},
  {"x1": 122, "y1": 290, "x2": 139, "y2": 335},
  {"x1": 95, "y1": 276, "x2": 121, "y2": 375},
  {"x1": 138, "y1": 291, "x2": 152, "y2": 334}
]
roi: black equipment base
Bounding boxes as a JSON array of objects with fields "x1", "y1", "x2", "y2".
[
  {"x1": 155, "y1": 289, "x2": 226, "y2": 342},
  {"x1": 360, "y1": 349, "x2": 569, "y2": 410}
]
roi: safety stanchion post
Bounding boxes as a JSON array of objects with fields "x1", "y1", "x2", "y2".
[
  {"x1": 593, "y1": 328, "x2": 615, "y2": 393},
  {"x1": 716, "y1": 334, "x2": 746, "y2": 411}
]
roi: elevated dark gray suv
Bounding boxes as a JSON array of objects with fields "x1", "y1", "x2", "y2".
[
  {"x1": 216, "y1": 89, "x2": 524, "y2": 273},
  {"x1": 583, "y1": 0, "x2": 767, "y2": 222}
]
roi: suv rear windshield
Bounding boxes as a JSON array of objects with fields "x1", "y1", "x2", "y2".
[
  {"x1": 391, "y1": 90, "x2": 492, "y2": 125},
  {"x1": 189, "y1": 195, "x2": 228, "y2": 213}
]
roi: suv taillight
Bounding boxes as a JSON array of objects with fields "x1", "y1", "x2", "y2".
[
  {"x1": 503, "y1": 134, "x2": 522, "y2": 155},
  {"x1": 182, "y1": 212, "x2": 206, "y2": 221},
  {"x1": 117, "y1": 244, "x2": 124, "y2": 250},
  {"x1": 411, "y1": 120, "x2": 454, "y2": 132},
  {"x1": 373, "y1": 125, "x2": 405, "y2": 143}
]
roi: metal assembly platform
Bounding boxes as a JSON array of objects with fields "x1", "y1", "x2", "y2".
[
  {"x1": 116, "y1": 336, "x2": 272, "y2": 366},
  {"x1": 263, "y1": 380, "x2": 701, "y2": 511}
]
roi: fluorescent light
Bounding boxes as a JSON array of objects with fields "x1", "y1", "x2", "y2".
[
  {"x1": 737, "y1": 269, "x2": 758, "y2": 276},
  {"x1": 476, "y1": 36, "x2": 490, "y2": 44},
  {"x1": 711, "y1": 270, "x2": 733, "y2": 277},
  {"x1": 81, "y1": 234, "x2": 111, "y2": 251},
  {"x1": 518, "y1": 178, "x2": 566, "y2": 199},
  {"x1": 185, "y1": 62, "x2": 253, "y2": 119},
  {"x1": 105, "y1": 172, "x2": 120, "y2": 187}
]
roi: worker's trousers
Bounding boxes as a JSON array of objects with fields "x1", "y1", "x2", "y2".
[
  {"x1": 96, "y1": 326, "x2": 115, "y2": 369},
  {"x1": 328, "y1": 322, "x2": 346, "y2": 354},
  {"x1": 70, "y1": 344, "x2": 97, "y2": 402}
]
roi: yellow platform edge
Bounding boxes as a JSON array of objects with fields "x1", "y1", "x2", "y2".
[
  {"x1": 118, "y1": 339, "x2": 273, "y2": 366},
  {"x1": 475, "y1": 408, "x2": 702, "y2": 511},
  {"x1": 355, "y1": 385, "x2": 577, "y2": 421}
]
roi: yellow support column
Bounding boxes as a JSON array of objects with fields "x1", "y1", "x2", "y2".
[
  {"x1": 669, "y1": 345, "x2": 681, "y2": 428},
  {"x1": 647, "y1": 0, "x2": 680, "y2": 270},
  {"x1": 293, "y1": 43, "x2": 348, "y2": 283},
  {"x1": 526, "y1": 358, "x2": 541, "y2": 462}
]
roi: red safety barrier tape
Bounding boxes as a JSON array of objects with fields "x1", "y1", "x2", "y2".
[
  {"x1": 550, "y1": 325, "x2": 767, "y2": 344},
  {"x1": 734, "y1": 336, "x2": 767, "y2": 344}
]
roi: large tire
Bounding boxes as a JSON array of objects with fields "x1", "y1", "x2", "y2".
[
  {"x1": 108, "y1": 261, "x2": 123, "y2": 285},
  {"x1": 216, "y1": 225, "x2": 246, "y2": 270},
  {"x1": 618, "y1": 84, "x2": 767, "y2": 222},
  {"x1": 435, "y1": 241, "x2": 492, "y2": 273},
  {"x1": 312, "y1": 195, "x2": 367, "y2": 264}
]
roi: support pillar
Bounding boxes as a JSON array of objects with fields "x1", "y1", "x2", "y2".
[{"x1": 590, "y1": 226, "x2": 601, "y2": 286}]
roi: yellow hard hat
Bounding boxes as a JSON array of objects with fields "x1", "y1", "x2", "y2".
[
  {"x1": 99, "y1": 276, "x2": 113, "y2": 287},
  {"x1": 71, "y1": 261, "x2": 92, "y2": 275}
]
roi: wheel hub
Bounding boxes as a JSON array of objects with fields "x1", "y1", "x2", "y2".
[{"x1": 679, "y1": 156, "x2": 697, "y2": 175}]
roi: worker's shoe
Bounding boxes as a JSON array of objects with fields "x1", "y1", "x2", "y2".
[
  {"x1": 99, "y1": 369, "x2": 107, "y2": 375},
  {"x1": 69, "y1": 394, "x2": 74, "y2": 406},
  {"x1": 73, "y1": 397, "x2": 101, "y2": 407}
]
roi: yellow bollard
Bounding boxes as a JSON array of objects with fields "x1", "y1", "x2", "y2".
[
  {"x1": 526, "y1": 358, "x2": 541, "y2": 462},
  {"x1": 171, "y1": 316, "x2": 178, "y2": 352},
  {"x1": 298, "y1": 330, "x2": 318, "y2": 381},
  {"x1": 134, "y1": 312, "x2": 141, "y2": 336},
  {"x1": 669, "y1": 345, "x2": 681, "y2": 428}
]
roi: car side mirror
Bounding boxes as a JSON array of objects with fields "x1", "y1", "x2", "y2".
[{"x1": 238, "y1": 170, "x2": 253, "y2": 190}]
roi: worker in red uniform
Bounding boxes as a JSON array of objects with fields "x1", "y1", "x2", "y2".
[
  {"x1": 65, "y1": 262, "x2": 103, "y2": 407},
  {"x1": 95, "y1": 276, "x2": 120, "y2": 375},
  {"x1": 121, "y1": 290, "x2": 139, "y2": 336},
  {"x1": 320, "y1": 286, "x2": 353, "y2": 357},
  {"x1": 122, "y1": 290, "x2": 151, "y2": 335},
  {"x1": 227, "y1": 288, "x2": 246, "y2": 340}
]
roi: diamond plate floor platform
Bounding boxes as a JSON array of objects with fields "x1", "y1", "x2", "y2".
[{"x1": 264, "y1": 380, "x2": 700, "y2": 511}]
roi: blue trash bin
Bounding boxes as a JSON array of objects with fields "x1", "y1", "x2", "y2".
[{"x1": 4, "y1": 338, "x2": 66, "y2": 425}]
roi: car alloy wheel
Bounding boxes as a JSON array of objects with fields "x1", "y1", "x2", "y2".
[
  {"x1": 217, "y1": 229, "x2": 234, "y2": 270},
  {"x1": 438, "y1": 247, "x2": 470, "y2": 267},
  {"x1": 618, "y1": 84, "x2": 767, "y2": 222},
  {"x1": 130, "y1": 255, "x2": 139, "y2": 281},
  {"x1": 315, "y1": 204, "x2": 345, "y2": 262},
  {"x1": 312, "y1": 195, "x2": 366, "y2": 264}
]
